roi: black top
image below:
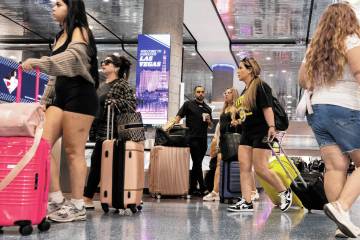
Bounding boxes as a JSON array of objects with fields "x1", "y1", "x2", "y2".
[
  {"x1": 177, "y1": 100, "x2": 212, "y2": 138},
  {"x1": 96, "y1": 81, "x2": 117, "y2": 120},
  {"x1": 236, "y1": 82, "x2": 273, "y2": 134},
  {"x1": 219, "y1": 111, "x2": 241, "y2": 137}
]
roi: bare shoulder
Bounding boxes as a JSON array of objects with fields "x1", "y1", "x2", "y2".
[{"x1": 71, "y1": 27, "x2": 89, "y2": 44}]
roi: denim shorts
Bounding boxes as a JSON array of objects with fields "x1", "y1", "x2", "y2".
[{"x1": 307, "y1": 104, "x2": 360, "y2": 153}]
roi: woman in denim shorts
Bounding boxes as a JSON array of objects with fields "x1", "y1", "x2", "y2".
[{"x1": 299, "y1": 3, "x2": 360, "y2": 238}]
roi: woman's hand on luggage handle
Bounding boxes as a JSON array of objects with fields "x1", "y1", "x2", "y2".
[
  {"x1": 267, "y1": 126, "x2": 276, "y2": 142},
  {"x1": 21, "y1": 59, "x2": 34, "y2": 71}
]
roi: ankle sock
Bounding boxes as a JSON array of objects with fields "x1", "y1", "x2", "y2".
[
  {"x1": 49, "y1": 191, "x2": 64, "y2": 204},
  {"x1": 71, "y1": 198, "x2": 85, "y2": 210}
]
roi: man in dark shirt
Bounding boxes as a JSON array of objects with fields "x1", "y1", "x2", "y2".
[{"x1": 176, "y1": 86, "x2": 213, "y2": 196}]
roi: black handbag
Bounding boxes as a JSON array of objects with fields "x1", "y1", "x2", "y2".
[
  {"x1": 154, "y1": 125, "x2": 188, "y2": 147},
  {"x1": 116, "y1": 108, "x2": 145, "y2": 142},
  {"x1": 261, "y1": 83, "x2": 289, "y2": 131},
  {"x1": 220, "y1": 131, "x2": 241, "y2": 162}
]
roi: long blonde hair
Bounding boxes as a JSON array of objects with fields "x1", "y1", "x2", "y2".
[
  {"x1": 240, "y1": 57, "x2": 262, "y2": 110},
  {"x1": 305, "y1": 3, "x2": 360, "y2": 87},
  {"x1": 222, "y1": 87, "x2": 239, "y2": 114}
]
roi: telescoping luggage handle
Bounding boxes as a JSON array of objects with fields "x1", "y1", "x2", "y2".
[
  {"x1": 106, "y1": 104, "x2": 115, "y2": 140},
  {"x1": 0, "y1": 66, "x2": 44, "y2": 191},
  {"x1": 263, "y1": 137, "x2": 308, "y2": 189}
]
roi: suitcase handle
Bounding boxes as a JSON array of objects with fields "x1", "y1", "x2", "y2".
[
  {"x1": 106, "y1": 105, "x2": 115, "y2": 140},
  {"x1": 16, "y1": 66, "x2": 40, "y2": 103},
  {"x1": 263, "y1": 137, "x2": 308, "y2": 188},
  {"x1": 0, "y1": 126, "x2": 44, "y2": 191}
]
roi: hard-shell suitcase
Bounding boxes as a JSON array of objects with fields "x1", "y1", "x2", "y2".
[
  {"x1": 257, "y1": 155, "x2": 303, "y2": 208},
  {"x1": 100, "y1": 106, "x2": 144, "y2": 214},
  {"x1": 149, "y1": 146, "x2": 190, "y2": 198},
  {"x1": 0, "y1": 66, "x2": 51, "y2": 235},
  {"x1": 219, "y1": 160, "x2": 241, "y2": 203},
  {"x1": 266, "y1": 138, "x2": 327, "y2": 211}
]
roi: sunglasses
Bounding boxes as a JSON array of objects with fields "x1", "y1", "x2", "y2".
[
  {"x1": 241, "y1": 57, "x2": 252, "y2": 69},
  {"x1": 101, "y1": 59, "x2": 113, "y2": 66}
]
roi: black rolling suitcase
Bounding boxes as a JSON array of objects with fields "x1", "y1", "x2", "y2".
[{"x1": 265, "y1": 138, "x2": 328, "y2": 211}]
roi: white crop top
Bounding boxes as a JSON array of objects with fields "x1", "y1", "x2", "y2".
[{"x1": 307, "y1": 34, "x2": 360, "y2": 111}]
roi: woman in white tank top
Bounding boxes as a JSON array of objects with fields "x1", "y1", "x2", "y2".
[{"x1": 298, "y1": 3, "x2": 360, "y2": 238}]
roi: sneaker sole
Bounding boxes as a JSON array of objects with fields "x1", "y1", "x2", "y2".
[
  {"x1": 49, "y1": 214, "x2": 87, "y2": 223},
  {"x1": 324, "y1": 204, "x2": 357, "y2": 238},
  {"x1": 227, "y1": 208, "x2": 254, "y2": 212}
]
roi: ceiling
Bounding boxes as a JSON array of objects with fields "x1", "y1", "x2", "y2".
[{"x1": 0, "y1": 0, "x2": 353, "y2": 120}]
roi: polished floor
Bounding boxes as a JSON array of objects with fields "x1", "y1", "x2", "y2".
[{"x1": 1, "y1": 192, "x2": 359, "y2": 240}]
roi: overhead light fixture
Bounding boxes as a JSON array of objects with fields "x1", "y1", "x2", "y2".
[
  {"x1": 113, "y1": 52, "x2": 120, "y2": 56},
  {"x1": 268, "y1": 74, "x2": 274, "y2": 77},
  {"x1": 266, "y1": 57, "x2": 271, "y2": 61},
  {"x1": 281, "y1": 70, "x2": 287, "y2": 73},
  {"x1": 228, "y1": 25, "x2": 234, "y2": 29},
  {"x1": 287, "y1": 106, "x2": 292, "y2": 109},
  {"x1": 191, "y1": 52, "x2": 197, "y2": 56},
  {"x1": 287, "y1": 95, "x2": 292, "y2": 98},
  {"x1": 103, "y1": 0, "x2": 109, "y2": 2},
  {"x1": 287, "y1": 101, "x2": 292, "y2": 104},
  {"x1": 89, "y1": 25, "x2": 94, "y2": 30}
]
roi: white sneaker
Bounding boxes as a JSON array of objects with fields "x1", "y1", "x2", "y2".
[
  {"x1": 48, "y1": 202, "x2": 86, "y2": 223},
  {"x1": 324, "y1": 202, "x2": 359, "y2": 238},
  {"x1": 279, "y1": 189, "x2": 292, "y2": 212},
  {"x1": 251, "y1": 190, "x2": 260, "y2": 201},
  {"x1": 47, "y1": 198, "x2": 66, "y2": 215},
  {"x1": 203, "y1": 191, "x2": 220, "y2": 201},
  {"x1": 227, "y1": 199, "x2": 254, "y2": 212}
]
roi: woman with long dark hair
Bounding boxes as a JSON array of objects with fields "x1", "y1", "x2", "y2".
[
  {"x1": 22, "y1": 0, "x2": 99, "y2": 222},
  {"x1": 227, "y1": 57, "x2": 292, "y2": 212},
  {"x1": 299, "y1": 3, "x2": 360, "y2": 237},
  {"x1": 83, "y1": 55, "x2": 135, "y2": 209}
]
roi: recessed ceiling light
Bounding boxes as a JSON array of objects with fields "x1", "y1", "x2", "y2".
[
  {"x1": 287, "y1": 95, "x2": 292, "y2": 98},
  {"x1": 281, "y1": 70, "x2": 287, "y2": 73},
  {"x1": 103, "y1": 0, "x2": 109, "y2": 2},
  {"x1": 266, "y1": 57, "x2": 271, "y2": 61},
  {"x1": 89, "y1": 25, "x2": 94, "y2": 30},
  {"x1": 191, "y1": 52, "x2": 197, "y2": 56},
  {"x1": 268, "y1": 74, "x2": 274, "y2": 77},
  {"x1": 113, "y1": 52, "x2": 120, "y2": 56},
  {"x1": 287, "y1": 106, "x2": 292, "y2": 109},
  {"x1": 228, "y1": 25, "x2": 234, "y2": 29},
  {"x1": 287, "y1": 101, "x2": 292, "y2": 104}
]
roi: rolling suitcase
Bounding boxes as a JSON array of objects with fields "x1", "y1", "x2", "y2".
[
  {"x1": 257, "y1": 155, "x2": 303, "y2": 208},
  {"x1": 266, "y1": 138, "x2": 327, "y2": 211},
  {"x1": 219, "y1": 160, "x2": 241, "y2": 203},
  {"x1": 100, "y1": 106, "x2": 144, "y2": 214},
  {"x1": 149, "y1": 146, "x2": 190, "y2": 198},
  {"x1": 0, "y1": 66, "x2": 51, "y2": 235}
]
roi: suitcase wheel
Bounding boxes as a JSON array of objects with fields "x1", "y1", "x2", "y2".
[
  {"x1": 37, "y1": 218, "x2": 50, "y2": 232},
  {"x1": 0, "y1": 226, "x2": 3, "y2": 234},
  {"x1": 19, "y1": 224, "x2": 33, "y2": 236},
  {"x1": 137, "y1": 205, "x2": 143, "y2": 211},
  {"x1": 129, "y1": 205, "x2": 138, "y2": 214},
  {"x1": 101, "y1": 203, "x2": 109, "y2": 213},
  {"x1": 156, "y1": 194, "x2": 161, "y2": 199}
]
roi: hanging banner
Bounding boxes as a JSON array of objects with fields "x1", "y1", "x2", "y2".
[{"x1": 136, "y1": 34, "x2": 170, "y2": 124}]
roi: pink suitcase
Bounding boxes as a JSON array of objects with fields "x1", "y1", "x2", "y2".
[
  {"x1": 0, "y1": 66, "x2": 51, "y2": 235},
  {"x1": 149, "y1": 146, "x2": 190, "y2": 198},
  {"x1": 100, "y1": 106, "x2": 144, "y2": 214}
]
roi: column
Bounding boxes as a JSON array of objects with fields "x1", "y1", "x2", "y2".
[
  {"x1": 211, "y1": 64, "x2": 235, "y2": 102},
  {"x1": 143, "y1": 0, "x2": 184, "y2": 119}
]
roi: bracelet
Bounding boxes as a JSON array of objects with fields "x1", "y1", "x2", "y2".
[{"x1": 268, "y1": 125, "x2": 275, "y2": 128}]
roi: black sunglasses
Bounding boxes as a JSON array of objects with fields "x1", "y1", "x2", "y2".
[
  {"x1": 101, "y1": 59, "x2": 113, "y2": 66},
  {"x1": 241, "y1": 57, "x2": 252, "y2": 69}
]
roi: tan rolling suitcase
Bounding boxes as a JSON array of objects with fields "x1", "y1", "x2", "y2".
[
  {"x1": 149, "y1": 146, "x2": 190, "y2": 198},
  {"x1": 100, "y1": 106, "x2": 144, "y2": 214}
]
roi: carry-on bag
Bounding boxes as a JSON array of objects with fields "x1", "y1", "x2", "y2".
[
  {"x1": 265, "y1": 138, "x2": 327, "y2": 211},
  {"x1": 219, "y1": 160, "x2": 241, "y2": 203},
  {"x1": 154, "y1": 125, "x2": 188, "y2": 147},
  {"x1": 100, "y1": 106, "x2": 144, "y2": 214},
  {"x1": 0, "y1": 65, "x2": 51, "y2": 235},
  {"x1": 149, "y1": 146, "x2": 190, "y2": 198}
]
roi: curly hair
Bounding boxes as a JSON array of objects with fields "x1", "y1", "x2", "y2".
[
  {"x1": 240, "y1": 57, "x2": 262, "y2": 110},
  {"x1": 305, "y1": 3, "x2": 360, "y2": 87}
]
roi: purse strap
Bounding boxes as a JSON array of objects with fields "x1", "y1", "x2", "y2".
[{"x1": 0, "y1": 126, "x2": 44, "y2": 191}]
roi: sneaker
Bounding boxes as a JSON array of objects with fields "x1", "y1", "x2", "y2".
[
  {"x1": 279, "y1": 189, "x2": 292, "y2": 212},
  {"x1": 335, "y1": 228, "x2": 349, "y2": 238},
  {"x1": 227, "y1": 199, "x2": 254, "y2": 212},
  {"x1": 251, "y1": 190, "x2": 260, "y2": 201},
  {"x1": 47, "y1": 198, "x2": 66, "y2": 215},
  {"x1": 203, "y1": 191, "x2": 220, "y2": 201},
  {"x1": 324, "y1": 202, "x2": 359, "y2": 238},
  {"x1": 48, "y1": 202, "x2": 86, "y2": 223}
]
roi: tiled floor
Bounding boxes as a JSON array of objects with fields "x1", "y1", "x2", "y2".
[{"x1": 1, "y1": 193, "x2": 359, "y2": 240}]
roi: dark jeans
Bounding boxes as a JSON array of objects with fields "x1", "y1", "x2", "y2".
[
  {"x1": 189, "y1": 137, "x2": 208, "y2": 192},
  {"x1": 84, "y1": 140, "x2": 102, "y2": 199}
]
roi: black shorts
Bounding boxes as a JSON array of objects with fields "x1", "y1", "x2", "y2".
[
  {"x1": 240, "y1": 131, "x2": 270, "y2": 149},
  {"x1": 53, "y1": 77, "x2": 98, "y2": 116}
]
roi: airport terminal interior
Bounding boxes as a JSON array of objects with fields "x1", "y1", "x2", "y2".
[{"x1": 0, "y1": 0, "x2": 360, "y2": 239}]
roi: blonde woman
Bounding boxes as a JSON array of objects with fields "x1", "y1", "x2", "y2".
[
  {"x1": 299, "y1": 3, "x2": 360, "y2": 238},
  {"x1": 227, "y1": 57, "x2": 292, "y2": 212}
]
